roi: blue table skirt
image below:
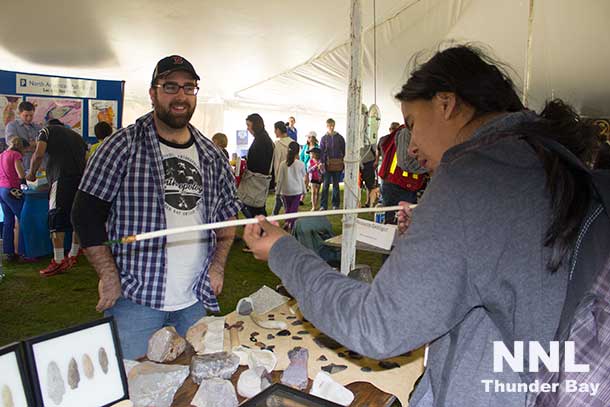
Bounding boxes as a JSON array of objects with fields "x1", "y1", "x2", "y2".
[{"x1": 19, "y1": 190, "x2": 71, "y2": 258}]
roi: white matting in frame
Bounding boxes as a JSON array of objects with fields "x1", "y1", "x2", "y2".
[
  {"x1": 0, "y1": 342, "x2": 31, "y2": 407},
  {"x1": 25, "y1": 317, "x2": 128, "y2": 407}
]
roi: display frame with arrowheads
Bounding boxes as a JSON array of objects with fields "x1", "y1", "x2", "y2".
[{"x1": 22, "y1": 317, "x2": 129, "y2": 407}]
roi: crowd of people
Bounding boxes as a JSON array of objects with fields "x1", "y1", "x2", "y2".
[{"x1": 1, "y1": 46, "x2": 609, "y2": 405}]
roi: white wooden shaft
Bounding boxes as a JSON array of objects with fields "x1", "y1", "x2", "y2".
[
  {"x1": 341, "y1": 0, "x2": 364, "y2": 275},
  {"x1": 133, "y1": 205, "x2": 410, "y2": 242}
]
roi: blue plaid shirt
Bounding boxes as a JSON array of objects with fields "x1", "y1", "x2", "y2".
[{"x1": 79, "y1": 112, "x2": 241, "y2": 312}]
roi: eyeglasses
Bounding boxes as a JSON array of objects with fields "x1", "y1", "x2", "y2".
[{"x1": 154, "y1": 82, "x2": 199, "y2": 95}]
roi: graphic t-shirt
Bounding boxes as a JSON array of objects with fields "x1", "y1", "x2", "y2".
[{"x1": 159, "y1": 137, "x2": 208, "y2": 311}]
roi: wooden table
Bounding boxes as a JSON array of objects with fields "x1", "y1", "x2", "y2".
[
  {"x1": 157, "y1": 347, "x2": 397, "y2": 406},
  {"x1": 324, "y1": 234, "x2": 392, "y2": 255}
]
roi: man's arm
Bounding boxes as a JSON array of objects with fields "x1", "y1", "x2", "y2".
[
  {"x1": 208, "y1": 219, "x2": 236, "y2": 295},
  {"x1": 72, "y1": 190, "x2": 122, "y2": 312},
  {"x1": 26, "y1": 140, "x2": 46, "y2": 180}
]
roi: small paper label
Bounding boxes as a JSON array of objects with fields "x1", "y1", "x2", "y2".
[{"x1": 355, "y1": 218, "x2": 397, "y2": 250}]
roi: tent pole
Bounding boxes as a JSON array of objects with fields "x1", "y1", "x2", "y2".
[
  {"x1": 522, "y1": 0, "x2": 535, "y2": 107},
  {"x1": 341, "y1": 0, "x2": 363, "y2": 275}
]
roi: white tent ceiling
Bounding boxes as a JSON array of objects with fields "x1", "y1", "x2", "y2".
[{"x1": 1, "y1": 0, "x2": 609, "y2": 151}]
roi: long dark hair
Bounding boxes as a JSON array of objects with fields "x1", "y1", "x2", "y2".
[
  {"x1": 287, "y1": 142, "x2": 300, "y2": 167},
  {"x1": 395, "y1": 45, "x2": 597, "y2": 272},
  {"x1": 246, "y1": 113, "x2": 269, "y2": 139}
]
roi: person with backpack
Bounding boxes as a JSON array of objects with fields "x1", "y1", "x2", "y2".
[{"x1": 244, "y1": 45, "x2": 605, "y2": 407}]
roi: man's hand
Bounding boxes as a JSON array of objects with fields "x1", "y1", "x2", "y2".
[
  {"x1": 96, "y1": 273, "x2": 122, "y2": 312},
  {"x1": 25, "y1": 172, "x2": 37, "y2": 182},
  {"x1": 243, "y1": 216, "x2": 289, "y2": 261},
  {"x1": 396, "y1": 201, "x2": 414, "y2": 235},
  {"x1": 209, "y1": 264, "x2": 224, "y2": 296}
]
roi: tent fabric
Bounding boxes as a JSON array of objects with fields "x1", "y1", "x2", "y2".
[{"x1": 1, "y1": 0, "x2": 609, "y2": 154}]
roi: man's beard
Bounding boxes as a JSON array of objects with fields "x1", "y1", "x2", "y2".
[{"x1": 154, "y1": 98, "x2": 195, "y2": 129}]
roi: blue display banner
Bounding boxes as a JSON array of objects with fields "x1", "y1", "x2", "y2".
[{"x1": 0, "y1": 70, "x2": 124, "y2": 143}]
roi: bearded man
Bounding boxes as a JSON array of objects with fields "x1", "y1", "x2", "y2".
[{"x1": 71, "y1": 55, "x2": 241, "y2": 358}]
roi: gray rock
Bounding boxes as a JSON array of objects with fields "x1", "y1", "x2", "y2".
[
  {"x1": 317, "y1": 355, "x2": 328, "y2": 362},
  {"x1": 98, "y1": 347, "x2": 109, "y2": 374},
  {"x1": 280, "y1": 347, "x2": 309, "y2": 390},
  {"x1": 67, "y1": 357, "x2": 80, "y2": 389},
  {"x1": 191, "y1": 378, "x2": 238, "y2": 407},
  {"x1": 321, "y1": 363, "x2": 348, "y2": 374},
  {"x1": 190, "y1": 351, "x2": 240, "y2": 384},
  {"x1": 46, "y1": 361, "x2": 65, "y2": 405},
  {"x1": 82, "y1": 354, "x2": 94, "y2": 379},
  {"x1": 128, "y1": 361, "x2": 189, "y2": 407},
  {"x1": 348, "y1": 265, "x2": 373, "y2": 283},
  {"x1": 236, "y1": 298, "x2": 253, "y2": 316}
]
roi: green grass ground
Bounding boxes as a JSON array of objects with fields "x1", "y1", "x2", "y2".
[{"x1": 0, "y1": 187, "x2": 384, "y2": 346}]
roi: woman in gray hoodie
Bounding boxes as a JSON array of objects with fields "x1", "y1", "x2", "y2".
[{"x1": 243, "y1": 45, "x2": 598, "y2": 407}]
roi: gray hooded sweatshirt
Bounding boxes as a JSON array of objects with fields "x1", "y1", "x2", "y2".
[{"x1": 267, "y1": 111, "x2": 568, "y2": 407}]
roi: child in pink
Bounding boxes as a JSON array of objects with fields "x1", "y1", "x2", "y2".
[{"x1": 307, "y1": 148, "x2": 322, "y2": 210}]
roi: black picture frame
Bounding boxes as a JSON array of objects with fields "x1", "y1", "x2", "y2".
[
  {"x1": 0, "y1": 341, "x2": 34, "y2": 407},
  {"x1": 23, "y1": 316, "x2": 128, "y2": 407},
  {"x1": 240, "y1": 383, "x2": 344, "y2": 406}
]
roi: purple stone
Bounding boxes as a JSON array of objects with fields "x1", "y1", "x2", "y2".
[{"x1": 280, "y1": 347, "x2": 309, "y2": 390}]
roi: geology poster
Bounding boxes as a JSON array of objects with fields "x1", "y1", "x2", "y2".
[
  {"x1": 0, "y1": 94, "x2": 22, "y2": 138},
  {"x1": 88, "y1": 99, "x2": 118, "y2": 137},
  {"x1": 26, "y1": 96, "x2": 83, "y2": 135}
]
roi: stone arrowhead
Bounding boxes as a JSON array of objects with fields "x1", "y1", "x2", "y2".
[
  {"x1": 67, "y1": 357, "x2": 80, "y2": 389},
  {"x1": 47, "y1": 361, "x2": 65, "y2": 405},
  {"x1": 99, "y1": 347, "x2": 109, "y2": 374},
  {"x1": 82, "y1": 353, "x2": 95, "y2": 379}
]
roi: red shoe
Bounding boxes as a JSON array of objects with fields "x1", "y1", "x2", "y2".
[
  {"x1": 66, "y1": 255, "x2": 78, "y2": 268},
  {"x1": 40, "y1": 259, "x2": 70, "y2": 277}
]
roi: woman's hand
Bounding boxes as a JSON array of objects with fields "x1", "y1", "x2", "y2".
[
  {"x1": 243, "y1": 216, "x2": 289, "y2": 261},
  {"x1": 396, "y1": 201, "x2": 414, "y2": 235}
]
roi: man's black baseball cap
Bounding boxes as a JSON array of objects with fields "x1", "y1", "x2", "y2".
[{"x1": 151, "y1": 55, "x2": 200, "y2": 85}]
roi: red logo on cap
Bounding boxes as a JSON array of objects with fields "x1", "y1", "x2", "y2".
[{"x1": 172, "y1": 56, "x2": 184, "y2": 65}]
